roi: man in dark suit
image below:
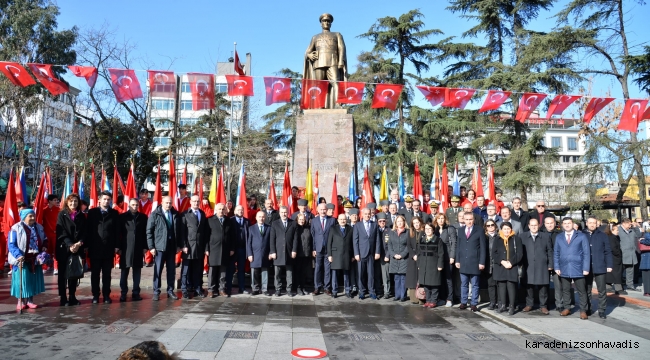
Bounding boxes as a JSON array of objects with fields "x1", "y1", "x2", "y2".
[
  {"x1": 406, "y1": 199, "x2": 430, "y2": 224},
  {"x1": 180, "y1": 195, "x2": 209, "y2": 299},
  {"x1": 291, "y1": 199, "x2": 314, "y2": 223},
  {"x1": 510, "y1": 197, "x2": 531, "y2": 232},
  {"x1": 386, "y1": 203, "x2": 399, "y2": 229},
  {"x1": 521, "y1": 218, "x2": 553, "y2": 314},
  {"x1": 311, "y1": 202, "x2": 335, "y2": 295},
  {"x1": 389, "y1": 190, "x2": 405, "y2": 212},
  {"x1": 228, "y1": 205, "x2": 250, "y2": 295},
  {"x1": 328, "y1": 213, "x2": 353, "y2": 298},
  {"x1": 263, "y1": 199, "x2": 280, "y2": 226},
  {"x1": 270, "y1": 206, "x2": 297, "y2": 296},
  {"x1": 247, "y1": 211, "x2": 271, "y2": 296},
  {"x1": 353, "y1": 208, "x2": 381, "y2": 300},
  {"x1": 118, "y1": 198, "x2": 148, "y2": 302},
  {"x1": 87, "y1": 191, "x2": 122, "y2": 304},
  {"x1": 583, "y1": 216, "x2": 613, "y2": 319},
  {"x1": 206, "y1": 203, "x2": 234, "y2": 298},
  {"x1": 462, "y1": 203, "x2": 484, "y2": 228},
  {"x1": 455, "y1": 212, "x2": 486, "y2": 312}
]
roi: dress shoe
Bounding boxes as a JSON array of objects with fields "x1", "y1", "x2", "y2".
[
  {"x1": 370, "y1": 294, "x2": 378, "y2": 300},
  {"x1": 618, "y1": 290, "x2": 628, "y2": 295},
  {"x1": 598, "y1": 311, "x2": 606, "y2": 319},
  {"x1": 498, "y1": 305, "x2": 506, "y2": 313},
  {"x1": 104, "y1": 298, "x2": 112, "y2": 304},
  {"x1": 25, "y1": 302, "x2": 38, "y2": 309},
  {"x1": 540, "y1": 307, "x2": 550, "y2": 315},
  {"x1": 393, "y1": 297, "x2": 400, "y2": 301},
  {"x1": 560, "y1": 309, "x2": 571, "y2": 316},
  {"x1": 208, "y1": 291, "x2": 214, "y2": 298},
  {"x1": 60, "y1": 298, "x2": 68, "y2": 306},
  {"x1": 459, "y1": 304, "x2": 467, "y2": 310},
  {"x1": 251, "y1": 291, "x2": 259, "y2": 296},
  {"x1": 325, "y1": 289, "x2": 332, "y2": 296},
  {"x1": 580, "y1": 312, "x2": 588, "y2": 320},
  {"x1": 263, "y1": 291, "x2": 271, "y2": 296},
  {"x1": 132, "y1": 295, "x2": 143, "y2": 301},
  {"x1": 195, "y1": 291, "x2": 206, "y2": 299},
  {"x1": 508, "y1": 306, "x2": 514, "y2": 315},
  {"x1": 16, "y1": 302, "x2": 26, "y2": 310},
  {"x1": 400, "y1": 298, "x2": 408, "y2": 302},
  {"x1": 383, "y1": 294, "x2": 391, "y2": 299},
  {"x1": 431, "y1": 303, "x2": 438, "y2": 308},
  {"x1": 487, "y1": 303, "x2": 496, "y2": 310},
  {"x1": 68, "y1": 298, "x2": 81, "y2": 306},
  {"x1": 290, "y1": 292, "x2": 296, "y2": 297},
  {"x1": 92, "y1": 297, "x2": 100, "y2": 304},
  {"x1": 219, "y1": 291, "x2": 229, "y2": 298},
  {"x1": 423, "y1": 303, "x2": 431, "y2": 308},
  {"x1": 312, "y1": 289, "x2": 321, "y2": 295},
  {"x1": 471, "y1": 305, "x2": 479, "y2": 312},
  {"x1": 585, "y1": 310, "x2": 592, "y2": 316},
  {"x1": 168, "y1": 292, "x2": 179, "y2": 300},
  {"x1": 556, "y1": 306, "x2": 564, "y2": 312},
  {"x1": 522, "y1": 306, "x2": 533, "y2": 312},
  {"x1": 182, "y1": 293, "x2": 189, "y2": 299},
  {"x1": 152, "y1": 294, "x2": 160, "y2": 301},
  {"x1": 332, "y1": 293, "x2": 338, "y2": 299},
  {"x1": 119, "y1": 296, "x2": 127, "y2": 302},
  {"x1": 274, "y1": 292, "x2": 280, "y2": 297},
  {"x1": 299, "y1": 289, "x2": 306, "y2": 296},
  {"x1": 346, "y1": 292, "x2": 352, "y2": 298},
  {"x1": 359, "y1": 294, "x2": 365, "y2": 300}
]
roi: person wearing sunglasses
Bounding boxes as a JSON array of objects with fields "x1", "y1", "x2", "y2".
[
  {"x1": 483, "y1": 220, "x2": 499, "y2": 310},
  {"x1": 532, "y1": 201, "x2": 554, "y2": 226}
]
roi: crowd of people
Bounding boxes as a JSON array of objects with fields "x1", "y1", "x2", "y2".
[{"x1": 2, "y1": 184, "x2": 650, "y2": 320}]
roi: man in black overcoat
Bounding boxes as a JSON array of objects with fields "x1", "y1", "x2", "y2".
[
  {"x1": 270, "y1": 206, "x2": 297, "y2": 296},
  {"x1": 180, "y1": 195, "x2": 209, "y2": 299},
  {"x1": 206, "y1": 203, "x2": 234, "y2": 297},
  {"x1": 455, "y1": 212, "x2": 486, "y2": 312},
  {"x1": 118, "y1": 199, "x2": 148, "y2": 302},
  {"x1": 521, "y1": 218, "x2": 553, "y2": 314}
]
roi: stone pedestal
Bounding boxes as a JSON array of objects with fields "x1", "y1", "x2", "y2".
[{"x1": 293, "y1": 109, "x2": 356, "y2": 202}]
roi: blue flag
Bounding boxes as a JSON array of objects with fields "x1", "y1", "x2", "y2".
[
  {"x1": 397, "y1": 164, "x2": 405, "y2": 202},
  {"x1": 348, "y1": 168, "x2": 356, "y2": 201}
]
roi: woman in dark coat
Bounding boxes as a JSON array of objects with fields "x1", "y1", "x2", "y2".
[
  {"x1": 492, "y1": 222, "x2": 523, "y2": 315},
  {"x1": 604, "y1": 224, "x2": 624, "y2": 294},
  {"x1": 483, "y1": 220, "x2": 499, "y2": 310},
  {"x1": 55, "y1": 193, "x2": 86, "y2": 306},
  {"x1": 119, "y1": 199, "x2": 149, "y2": 301},
  {"x1": 327, "y1": 214, "x2": 353, "y2": 297},
  {"x1": 294, "y1": 213, "x2": 313, "y2": 295},
  {"x1": 407, "y1": 217, "x2": 424, "y2": 304},
  {"x1": 388, "y1": 215, "x2": 409, "y2": 301},
  {"x1": 639, "y1": 229, "x2": 650, "y2": 296},
  {"x1": 417, "y1": 223, "x2": 444, "y2": 308},
  {"x1": 433, "y1": 213, "x2": 457, "y2": 307}
]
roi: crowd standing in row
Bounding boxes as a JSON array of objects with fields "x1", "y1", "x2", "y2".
[{"x1": 3, "y1": 185, "x2": 650, "y2": 319}]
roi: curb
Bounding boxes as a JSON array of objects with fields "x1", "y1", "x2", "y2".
[
  {"x1": 595, "y1": 290, "x2": 650, "y2": 309},
  {"x1": 474, "y1": 307, "x2": 541, "y2": 335}
]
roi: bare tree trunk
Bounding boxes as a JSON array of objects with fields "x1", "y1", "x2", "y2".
[{"x1": 520, "y1": 184, "x2": 529, "y2": 211}]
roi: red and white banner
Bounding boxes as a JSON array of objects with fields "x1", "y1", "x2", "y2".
[
  {"x1": 546, "y1": 95, "x2": 581, "y2": 119},
  {"x1": 416, "y1": 86, "x2": 446, "y2": 107},
  {"x1": 441, "y1": 88, "x2": 476, "y2": 109},
  {"x1": 301, "y1": 79, "x2": 329, "y2": 109},
  {"x1": 108, "y1": 68, "x2": 143, "y2": 103},
  {"x1": 147, "y1": 70, "x2": 176, "y2": 98},
  {"x1": 68, "y1": 65, "x2": 98, "y2": 87},
  {"x1": 515, "y1": 93, "x2": 547, "y2": 122},
  {"x1": 226, "y1": 75, "x2": 254, "y2": 96},
  {"x1": 264, "y1": 77, "x2": 291, "y2": 105},
  {"x1": 27, "y1": 64, "x2": 69, "y2": 95},
  {"x1": 479, "y1": 90, "x2": 512, "y2": 113},
  {"x1": 188, "y1": 73, "x2": 215, "y2": 110},
  {"x1": 0, "y1": 61, "x2": 36, "y2": 87},
  {"x1": 583, "y1": 97, "x2": 615, "y2": 124},
  {"x1": 337, "y1": 82, "x2": 365, "y2": 104},
  {"x1": 234, "y1": 50, "x2": 246, "y2": 76},
  {"x1": 618, "y1": 99, "x2": 649, "y2": 132},
  {"x1": 372, "y1": 84, "x2": 403, "y2": 110}
]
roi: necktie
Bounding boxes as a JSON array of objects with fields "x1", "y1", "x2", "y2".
[
  {"x1": 566, "y1": 233, "x2": 571, "y2": 244},
  {"x1": 195, "y1": 210, "x2": 200, "y2": 222},
  {"x1": 260, "y1": 225, "x2": 264, "y2": 235},
  {"x1": 392, "y1": 215, "x2": 396, "y2": 223},
  {"x1": 532, "y1": 234, "x2": 536, "y2": 241},
  {"x1": 219, "y1": 217, "x2": 223, "y2": 225},
  {"x1": 365, "y1": 221, "x2": 370, "y2": 236},
  {"x1": 167, "y1": 211, "x2": 171, "y2": 224},
  {"x1": 466, "y1": 227, "x2": 471, "y2": 238},
  {"x1": 341, "y1": 227, "x2": 345, "y2": 234},
  {"x1": 321, "y1": 217, "x2": 325, "y2": 230},
  {"x1": 283, "y1": 221, "x2": 287, "y2": 229},
  {"x1": 238, "y1": 217, "x2": 242, "y2": 226}
]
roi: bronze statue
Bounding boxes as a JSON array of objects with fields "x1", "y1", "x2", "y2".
[{"x1": 303, "y1": 13, "x2": 348, "y2": 108}]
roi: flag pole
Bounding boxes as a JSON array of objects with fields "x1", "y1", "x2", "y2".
[{"x1": 227, "y1": 41, "x2": 236, "y2": 199}]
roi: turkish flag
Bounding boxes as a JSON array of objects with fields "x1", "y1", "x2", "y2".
[
  {"x1": 479, "y1": 90, "x2": 512, "y2": 113},
  {"x1": 360, "y1": 167, "x2": 375, "y2": 209},
  {"x1": 372, "y1": 84, "x2": 403, "y2": 110},
  {"x1": 27, "y1": 64, "x2": 69, "y2": 96},
  {"x1": 643, "y1": 106, "x2": 650, "y2": 121},
  {"x1": 226, "y1": 75, "x2": 254, "y2": 96},
  {"x1": 264, "y1": 77, "x2": 291, "y2": 105},
  {"x1": 148, "y1": 70, "x2": 176, "y2": 98},
  {"x1": 0, "y1": 61, "x2": 36, "y2": 87},
  {"x1": 108, "y1": 68, "x2": 143, "y2": 103},
  {"x1": 583, "y1": 97, "x2": 615, "y2": 124},
  {"x1": 188, "y1": 73, "x2": 215, "y2": 110},
  {"x1": 618, "y1": 99, "x2": 649, "y2": 132},
  {"x1": 68, "y1": 65, "x2": 98, "y2": 87},
  {"x1": 515, "y1": 93, "x2": 547, "y2": 122},
  {"x1": 416, "y1": 86, "x2": 446, "y2": 106},
  {"x1": 546, "y1": 94, "x2": 581, "y2": 118},
  {"x1": 337, "y1": 82, "x2": 365, "y2": 104},
  {"x1": 441, "y1": 88, "x2": 476, "y2": 109},
  {"x1": 234, "y1": 50, "x2": 246, "y2": 76},
  {"x1": 301, "y1": 79, "x2": 329, "y2": 109}
]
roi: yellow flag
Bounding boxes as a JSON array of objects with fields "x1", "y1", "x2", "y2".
[
  {"x1": 208, "y1": 165, "x2": 217, "y2": 208},
  {"x1": 305, "y1": 165, "x2": 313, "y2": 209},
  {"x1": 379, "y1": 166, "x2": 389, "y2": 201}
]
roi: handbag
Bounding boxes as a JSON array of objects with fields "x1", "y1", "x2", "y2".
[
  {"x1": 639, "y1": 239, "x2": 650, "y2": 253},
  {"x1": 66, "y1": 253, "x2": 84, "y2": 280},
  {"x1": 415, "y1": 283, "x2": 426, "y2": 300}
]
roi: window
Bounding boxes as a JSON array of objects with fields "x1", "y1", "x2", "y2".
[
  {"x1": 567, "y1": 137, "x2": 578, "y2": 151},
  {"x1": 46, "y1": 125, "x2": 53, "y2": 136},
  {"x1": 232, "y1": 101, "x2": 242, "y2": 110},
  {"x1": 551, "y1": 137, "x2": 562, "y2": 149},
  {"x1": 180, "y1": 118, "x2": 198, "y2": 127},
  {"x1": 195, "y1": 138, "x2": 208, "y2": 146},
  {"x1": 572, "y1": 156, "x2": 580, "y2": 163},
  {"x1": 152, "y1": 118, "x2": 173, "y2": 129},
  {"x1": 154, "y1": 137, "x2": 171, "y2": 147},
  {"x1": 151, "y1": 99, "x2": 175, "y2": 111},
  {"x1": 562, "y1": 156, "x2": 570, "y2": 163},
  {"x1": 186, "y1": 173, "x2": 194, "y2": 185},
  {"x1": 181, "y1": 82, "x2": 191, "y2": 93},
  {"x1": 180, "y1": 100, "x2": 193, "y2": 110},
  {"x1": 61, "y1": 149, "x2": 69, "y2": 159},
  {"x1": 216, "y1": 83, "x2": 228, "y2": 93}
]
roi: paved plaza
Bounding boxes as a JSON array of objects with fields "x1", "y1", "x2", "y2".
[{"x1": 1, "y1": 268, "x2": 650, "y2": 360}]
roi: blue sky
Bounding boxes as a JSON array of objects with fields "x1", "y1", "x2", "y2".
[{"x1": 55, "y1": 0, "x2": 649, "y2": 124}]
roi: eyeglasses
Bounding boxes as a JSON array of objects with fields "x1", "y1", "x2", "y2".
[
  {"x1": 486, "y1": 224, "x2": 496, "y2": 227},
  {"x1": 536, "y1": 205, "x2": 545, "y2": 208}
]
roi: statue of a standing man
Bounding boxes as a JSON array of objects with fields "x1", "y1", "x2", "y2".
[{"x1": 303, "y1": 13, "x2": 348, "y2": 109}]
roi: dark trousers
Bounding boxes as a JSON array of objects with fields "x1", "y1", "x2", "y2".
[
  {"x1": 90, "y1": 257, "x2": 113, "y2": 298},
  {"x1": 552, "y1": 273, "x2": 564, "y2": 309},
  {"x1": 294, "y1": 257, "x2": 311, "y2": 290},
  {"x1": 586, "y1": 272, "x2": 607, "y2": 313},
  {"x1": 120, "y1": 267, "x2": 142, "y2": 296},
  {"x1": 331, "y1": 269, "x2": 350, "y2": 294},
  {"x1": 525, "y1": 284, "x2": 549, "y2": 308},
  {"x1": 208, "y1": 265, "x2": 227, "y2": 292},
  {"x1": 314, "y1": 249, "x2": 331, "y2": 291},
  {"x1": 394, "y1": 274, "x2": 406, "y2": 299},
  {"x1": 642, "y1": 270, "x2": 650, "y2": 294},
  {"x1": 357, "y1": 256, "x2": 375, "y2": 295},
  {"x1": 560, "y1": 276, "x2": 588, "y2": 311},
  {"x1": 274, "y1": 264, "x2": 293, "y2": 293},
  {"x1": 460, "y1": 273, "x2": 480, "y2": 306},
  {"x1": 380, "y1": 258, "x2": 391, "y2": 296},
  {"x1": 486, "y1": 272, "x2": 497, "y2": 305},
  {"x1": 443, "y1": 262, "x2": 455, "y2": 302},
  {"x1": 57, "y1": 256, "x2": 78, "y2": 300},
  {"x1": 373, "y1": 259, "x2": 383, "y2": 296},
  {"x1": 497, "y1": 280, "x2": 517, "y2": 307},
  {"x1": 251, "y1": 267, "x2": 268, "y2": 292},
  {"x1": 423, "y1": 285, "x2": 439, "y2": 304},
  {"x1": 226, "y1": 248, "x2": 247, "y2": 292},
  {"x1": 181, "y1": 258, "x2": 203, "y2": 294},
  {"x1": 153, "y1": 250, "x2": 176, "y2": 295}
]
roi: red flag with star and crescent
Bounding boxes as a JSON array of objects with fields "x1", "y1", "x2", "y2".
[
  {"x1": 643, "y1": 106, "x2": 650, "y2": 121},
  {"x1": 441, "y1": 88, "x2": 476, "y2": 109},
  {"x1": 0, "y1": 61, "x2": 36, "y2": 87},
  {"x1": 479, "y1": 90, "x2": 512, "y2": 113},
  {"x1": 68, "y1": 65, "x2": 98, "y2": 87},
  {"x1": 337, "y1": 82, "x2": 365, "y2": 104},
  {"x1": 372, "y1": 84, "x2": 403, "y2": 110},
  {"x1": 226, "y1": 75, "x2": 254, "y2": 96},
  {"x1": 618, "y1": 99, "x2": 649, "y2": 132},
  {"x1": 188, "y1": 73, "x2": 215, "y2": 110},
  {"x1": 416, "y1": 86, "x2": 446, "y2": 106},
  {"x1": 27, "y1": 63, "x2": 69, "y2": 96},
  {"x1": 147, "y1": 70, "x2": 176, "y2": 98},
  {"x1": 515, "y1": 93, "x2": 547, "y2": 122},
  {"x1": 583, "y1": 97, "x2": 615, "y2": 124},
  {"x1": 301, "y1": 79, "x2": 329, "y2": 109},
  {"x1": 234, "y1": 50, "x2": 246, "y2": 76},
  {"x1": 108, "y1": 68, "x2": 143, "y2": 103},
  {"x1": 264, "y1": 77, "x2": 291, "y2": 105},
  {"x1": 546, "y1": 94, "x2": 581, "y2": 119}
]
